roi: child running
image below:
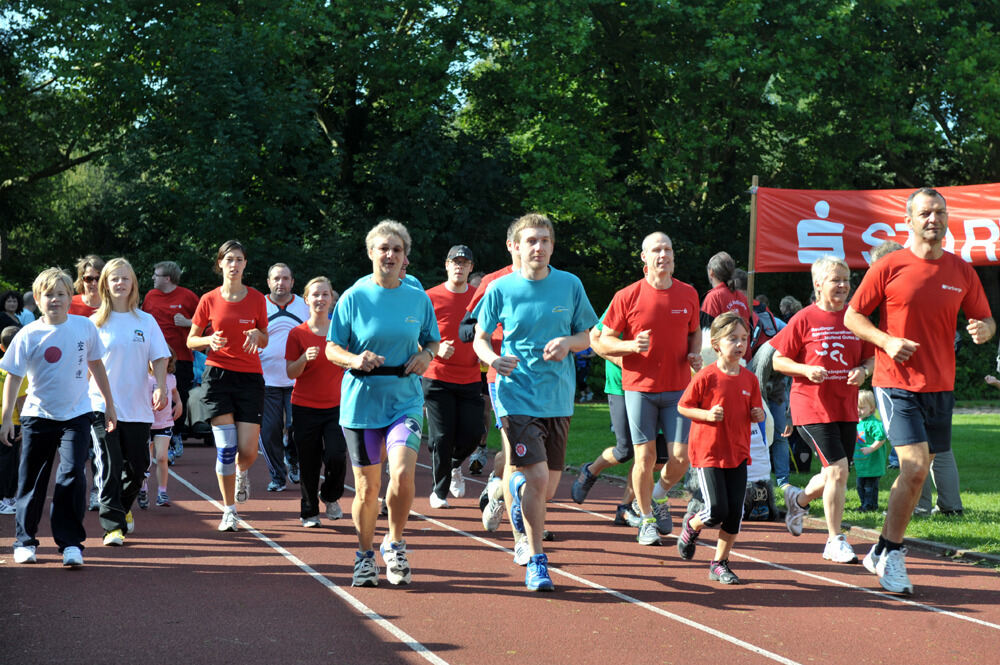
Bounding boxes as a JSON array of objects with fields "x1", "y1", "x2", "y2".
[
  {"x1": 144, "y1": 351, "x2": 182, "y2": 508},
  {"x1": 676, "y1": 311, "x2": 765, "y2": 584},
  {"x1": 854, "y1": 390, "x2": 888, "y2": 512}
]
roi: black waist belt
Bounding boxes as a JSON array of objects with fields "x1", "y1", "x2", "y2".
[{"x1": 349, "y1": 365, "x2": 407, "y2": 378}]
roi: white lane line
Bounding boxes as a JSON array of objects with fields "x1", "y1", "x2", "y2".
[
  {"x1": 412, "y1": 510, "x2": 804, "y2": 665},
  {"x1": 169, "y1": 470, "x2": 450, "y2": 665},
  {"x1": 426, "y1": 462, "x2": 1000, "y2": 631}
]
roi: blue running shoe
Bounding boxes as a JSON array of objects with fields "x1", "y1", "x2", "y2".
[
  {"x1": 509, "y1": 471, "x2": 526, "y2": 534},
  {"x1": 525, "y1": 553, "x2": 555, "y2": 591}
]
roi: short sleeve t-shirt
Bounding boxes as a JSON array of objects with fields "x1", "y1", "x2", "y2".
[
  {"x1": 286, "y1": 323, "x2": 343, "y2": 409},
  {"x1": 192, "y1": 287, "x2": 268, "y2": 375},
  {"x1": 0, "y1": 315, "x2": 105, "y2": 421},
  {"x1": 150, "y1": 373, "x2": 177, "y2": 429},
  {"x1": 142, "y1": 286, "x2": 200, "y2": 362},
  {"x1": 680, "y1": 364, "x2": 762, "y2": 469},
  {"x1": 854, "y1": 415, "x2": 889, "y2": 478},
  {"x1": 849, "y1": 249, "x2": 992, "y2": 393},
  {"x1": 595, "y1": 308, "x2": 624, "y2": 397},
  {"x1": 474, "y1": 267, "x2": 598, "y2": 418},
  {"x1": 770, "y1": 304, "x2": 873, "y2": 425},
  {"x1": 328, "y1": 278, "x2": 440, "y2": 428},
  {"x1": 89, "y1": 310, "x2": 172, "y2": 422},
  {"x1": 259, "y1": 294, "x2": 310, "y2": 387},
  {"x1": 603, "y1": 278, "x2": 700, "y2": 392},
  {"x1": 69, "y1": 295, "x2": 99, "y2": 317},
  {"x1": 468, "y1": 265, "x2": 514, "y2": 383},
  {"x1": 424, "y1": 282, "x2": 480, "y2": 385}
]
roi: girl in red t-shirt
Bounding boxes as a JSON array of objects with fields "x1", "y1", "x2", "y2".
[
  {"x1": 285, "y1": 276, "x2": 347, "y2": 528},
  {"x1": 677, "y1": 311, "x2": 765, "y2": 585},
  {"x1": 187, "y1": 240, "x2": 268, "y2": 532}
]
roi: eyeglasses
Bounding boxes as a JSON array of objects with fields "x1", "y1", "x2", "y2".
[
  {"x1": 83, "y1": 276, "x2": 99, "y2": 283},
  {"x1": 153, "y1": 273, "x2": 167, "y2": 278}
]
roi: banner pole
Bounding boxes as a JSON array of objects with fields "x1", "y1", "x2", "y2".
[{"x1": 747, "y1": 174, "x2": 759, "y2": 305}]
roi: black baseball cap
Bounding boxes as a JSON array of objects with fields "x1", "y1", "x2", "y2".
[{"x1": 447, "y1": 245, "x2": 474, "y2": 262}]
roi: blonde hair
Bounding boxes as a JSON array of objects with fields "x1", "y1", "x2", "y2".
[
  {"x1": 365, "y1": 220, "x2": 411, "y2": 255},
  {"x1": 858, "y1": 389, "x2": 877, "y2": 414},
  {"x1": 33, "y1": 268, "x2": 74, "y2": 302},
  {"x1": 303, "y1": 276, "x2": 333, "y2": 298},
  {"x1": 509, "y1": 212, "x2": 554, "y2": 244},
  {"x1": 810, "y1": 255, "x2": 850, "y2": 300},
  {"x1": 709, "y1": 310, "x2": 749, "y2": 351},
  {"x1": 93, "y1": 258, "x2": 140, "y2": 327}
]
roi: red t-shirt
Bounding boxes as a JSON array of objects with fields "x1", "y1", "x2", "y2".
[
  {"x1": 142, "y1": 286, "x2": 201, "y2": 362},
  {"x1": 192, "y1": 287, "x2": 268, "y2": 374},
  {"x1": 680, "y1": 364, "x2": 762, "y2": 469},
  {"x1": 850, "y1": 249, "x2": 992, "y2": 393},
  {"x1": 701, "y1": 284, "x2": 752, "y2": 359},
  {"x1": 770, "y1": 304, "x2": 873, "y2": 425},
  {"x1": 69, "y1": 295, "x2": 98, "y2": 317},
  {"x1": 603, "y1": 278, "x2": 700, "y2": 392},
  {"x1": 468, "y1": 265, "x2": 514, "y2": 382},
  {"x1": 425, "y1": 282, "x2": 480, "y2": 384},
  {"x1": 285, "y1": 323, "x2": 343, "y2": 409}
]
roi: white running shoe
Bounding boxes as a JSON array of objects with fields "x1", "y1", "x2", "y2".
[
  {"x1": 13, "y1": 545, "x2": 37, "y2": 564},
  {"x1": 0, "y1": 498, "x2": 16, "y2": 515},
  {"x1": 449, "y1": 467, "x2": 466, "y2": 498},
  {"x1": 822, "y1": 534, "x2": 858, "y2": 563},
  {"x1": 301, "y1": 515, "x2": 321, "y2": 528},
  {"x1": 380, "y1": 534, "x2": 411, "y2": 585},
  {"x1": 429, "y1": 492, "x2": 450, "y2": 509},
  {"x1": 862, "y1": 543, "x2": 882, "y2": 574},
  {"x1": 218, "y1": 509, "x2": 240, "y2": 532},
  {"x1": 62, "y1": 546, "x2": 83, "y2": 567},
  {"x1": 637, "y1": 518, "x2": 661, "y2": 546},
  {"x1": 235, "y1": 470, "x2": 250, "y2": 504},
  {"x1": 352, "y1": 550, "x2": 379, "y2": 587},
  {"x1": 876, "y1": 547, "x2": 913, "y2": 595},
  {"x1": 513, "y1": 536, "x2": 531, "y2": 566},
  {"x1": 482, "y1": 477, "x2": 504, "y2": 531},
  {"x1": 783, "y1": 485, "x2": 808, "y2": 536}
]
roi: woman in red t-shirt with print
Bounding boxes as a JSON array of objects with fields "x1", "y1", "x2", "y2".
[
  {"x1": 69, "y1": 254, "x2": 104, "y2": 317},
  {"x1": 771, "y1": 255, "x2": 874, "y2": 566},
  {"x1": 285, "y1": 276, "x2": 347, "y2": 528},
  {"x1": 187, "y1": 240, "x2": 268, "y2": 532}
]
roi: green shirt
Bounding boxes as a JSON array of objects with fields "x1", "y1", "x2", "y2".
[{"x1": 854, "y1": 415, "x2": 888, "y2": 478}]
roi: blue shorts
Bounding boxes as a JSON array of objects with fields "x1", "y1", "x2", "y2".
[
  {"x1": 343, "y1": 413, "x2": 423, "y2": 467},
  {"x1": 624, "y1": 390, "x2": 690, "y2": 446},
  {"x1": 874, "y1": 388, "x2": 954, "y2": 454}
]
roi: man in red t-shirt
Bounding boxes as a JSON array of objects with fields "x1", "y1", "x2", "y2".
[
  {"x1": 423, "y1": 245, "x2": 485, "y2": 509},
  {"x1": 142, "y1": 260, "x2": 201, "y2": 440},
  {"x1": 845, "y1": 188, "x2": 995, "y2": 595},
  {"x1": 582, "y1": 232, "x2": 702, "y2": 546}
]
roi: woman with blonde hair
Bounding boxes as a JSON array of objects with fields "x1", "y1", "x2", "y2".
[{"x1": 89, "y1": 258, "x2": 171, "y2": 546}]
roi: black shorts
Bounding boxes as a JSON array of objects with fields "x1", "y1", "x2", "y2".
[
  {"x1": 796, "y1": 422, "x2": 856, "y2": 467},
  {"x1": 501, "y1": 415, "x2": 570, "y2": 471},
  {"x1": 202, "y1": 366, "x2": 265, "y2": 425},
  {"x1": 150, "y1": 427, "x2": 173, "y2": 438},
  {"x1": 874, "y1": 388, "x2": 954, "y2": 453}
]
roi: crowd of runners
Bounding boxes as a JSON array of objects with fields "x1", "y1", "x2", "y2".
[{"x1": 1, "y1": 188, "x2": 995, "y2": 596}]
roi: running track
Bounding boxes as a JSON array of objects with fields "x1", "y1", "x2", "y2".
[{"x1": 3, "y1": 443, "x2": 999, "y2": 665}]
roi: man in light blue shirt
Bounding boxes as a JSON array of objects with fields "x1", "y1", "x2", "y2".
[{"x1": 474, "y1": 213, "x2": 597, "y2": 591}]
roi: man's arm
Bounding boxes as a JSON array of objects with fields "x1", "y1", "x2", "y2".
[
  {"x1": 597, "y1": 325, "x2": 649, "y2": 357},
  {"x1": 542, "y1": 329, "x2": 591, "y2": 362},
  {"x1": 967, "y1": 317, "x2": 996, "y2": 344},
  {"x1": 844, "y1": 306, "x2": 919, "y2": 363},
  {"x1": 458, "y1": 310, "x2": 478, "y2": 343},
  {"x1": 473, "y1": 323, "x2": 518, "y2": 376}
]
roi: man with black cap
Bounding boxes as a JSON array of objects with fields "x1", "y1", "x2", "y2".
[{"x1": 423, "y1": 245, "x2": 486, "y2": 508}]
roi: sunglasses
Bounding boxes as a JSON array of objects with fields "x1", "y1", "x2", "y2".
[{"x1": 83, "y1": 276, "x2": 99, "y2": 283}]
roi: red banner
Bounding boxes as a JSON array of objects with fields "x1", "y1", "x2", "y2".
[{"x1": 754, "y1": 183, "x2": 1000, "y2": 272}]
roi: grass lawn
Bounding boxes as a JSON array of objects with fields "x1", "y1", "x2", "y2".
[{"x1": 483, "y1": 405, "x2": 1000, "y2": 555}]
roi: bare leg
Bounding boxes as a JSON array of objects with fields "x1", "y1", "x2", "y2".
[
  {"x1": 353, "y1": 463, "x2": 382, "y2": 551},
  {"x1": 520, "y1": 461, "x2": 550, "y2": 554},
  {"x1": 385, "y1": 446, "x2": 417, "y2": 543},
  {"x1": 883, "y1": 444, "x2": 931, "y2": 543},
  {"x1": 630, "y1": 440, "x2": 656, "y2": 515}
]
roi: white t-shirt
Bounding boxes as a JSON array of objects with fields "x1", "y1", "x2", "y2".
[
  {"x1": 89, "y1": 310, "x2": 171, "y2": 423},
  {"x1": 259, "y1": 294, "x2": 309, "y2": 387},
  {"x1": 0, "y1": 315, "x2": 105, "y2": 421}
]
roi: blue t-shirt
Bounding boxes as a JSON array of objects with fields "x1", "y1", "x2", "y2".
[
  {"x1": 328, "y1": 277, "x2": 440, "y2": 428},
  {"x1": 475, "y1": 267, "x2": 598, "y2": 418}
]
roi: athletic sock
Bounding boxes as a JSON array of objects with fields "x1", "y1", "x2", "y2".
[
  {"x1": 652, "y1": 481, "x2": 668, "y2": 502},
  {"x1": 158, "y1": 486, "x2": 167, "y2": 494},
  {"x1": 642, "y1": 512, "x2": 654, "y2": 521},
  {"x1": 883, "y1": 539, "x2": 903, "y2": 553},
  {"x1": 875, "y1": 536, "x2": 887, "y2": 556},
  {"x1": 225, "y1": 504, "x2": 236, "y2": 513}
]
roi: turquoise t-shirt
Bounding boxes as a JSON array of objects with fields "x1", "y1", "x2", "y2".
[
  {"x1": 854, "y1": 415, "x2": 889, "y2": 478},
  {"x1": 328, "y1": 277, "x2": 440, "y2": 428},
  {"x1": 475, "y1": 266, "x2": 598, "y2": 418}
]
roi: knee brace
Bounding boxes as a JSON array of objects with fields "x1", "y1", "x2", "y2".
[{"x1": 212, "y1": 424, "x2": 238, "y2": 475}]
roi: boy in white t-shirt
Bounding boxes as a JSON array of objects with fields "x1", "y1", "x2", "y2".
[{"x1": 0, "y1": 268, "x2": 117, "y2": 567}]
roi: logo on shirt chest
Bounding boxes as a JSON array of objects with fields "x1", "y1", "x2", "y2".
[{"x1": 132, "y1": 329, "x2": 145, "y2": 343}]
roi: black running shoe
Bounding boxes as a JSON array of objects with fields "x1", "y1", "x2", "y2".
[
  {"x1": 676, "y1": 513, "x2": 700, "y2": 560},
  {"x1": 709, "y1": 559, "x2": 740, "y2": 585}
]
